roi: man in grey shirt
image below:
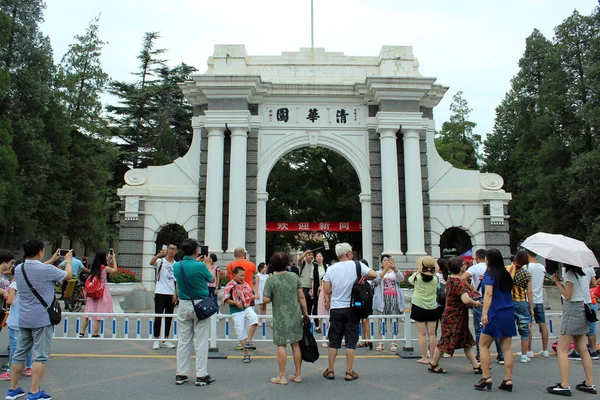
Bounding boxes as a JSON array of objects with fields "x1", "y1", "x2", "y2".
[{"x1": 7, "y1": 239, "x2": 72, "y2": 400}]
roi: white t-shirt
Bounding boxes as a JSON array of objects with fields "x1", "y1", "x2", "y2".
[
  {"x1": 323, "y1": 260, "x2": 371, "y2": 309},
  {"x1": 526, "y1": 262, "x2": 546, "y2": 304},
  {"x1": 153, "y1": 258, "x2": 176, "y2": 295},
  {"x1": 563, "y1": 270, "x2": 592, "y2": 303},
  {"x1": 466, "y1": 262, "x2": 487, "y2": 295}
]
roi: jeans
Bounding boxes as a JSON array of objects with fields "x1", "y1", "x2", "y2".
[
  {"x1": 176, "y1": 301, "x2": 210, "y2": 378},
  {"x1": 8, "y1": 328, "x2": 32, "y2": 371},
  {"x1": 513, "y1": 301, "x2": 531, "y2": 340}
]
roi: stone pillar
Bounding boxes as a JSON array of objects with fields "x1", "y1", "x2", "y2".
[
  {"x1": 255, "y1": 192, "x2": 268, "y2": 264},
  {"x1": 360, "y1": 193, "x2": 373, "y2": 267},
  {"x1": 204, "y1": 127, "x2": 225, "y2": 253},
  {"x1": 227, "y1": 126, "x2": 249, "y2": 252},
  {"x1": 378, "y1": 127, "x2": 403, "y2": 256},
  {"x1": 403, "y1": 129, "x2": 426, "y2": 255}
]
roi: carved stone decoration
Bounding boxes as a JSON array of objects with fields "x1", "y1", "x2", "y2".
[
  {"x1": 489, "y1": 199, "x2": 505, "y2": 225},
  {"x1": 124, "y1": 169, "x2": 148, "y2": 186},
  {"x1": 307, "y1": 130, "x2": 319, "y2": 148},
  {"x1": 480, "y1": 173, "x2": 504, "y2": 191},
  {"x1": 124, "y1": 196, "x2": 140, "y2": 221}
]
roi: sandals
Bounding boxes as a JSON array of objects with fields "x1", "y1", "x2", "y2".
[
  {"x1": 356, "y1": 342, "x2": 367, "y2": 348},
  {"x1": 376, "y1": 342, "x2": 384, "y2": 352},
  {"x1": 473, "y1": 365, "x2": 482, "y2": 374},
  {"x1": 427, "y1": 363, "x2": 447, "y2": 374},
  {"x1": 243, "y1": 355, "x2": 251, "y2": 363},
  {"x1": 270, "y1": 377, "x2": 288, "y2": 385},
  {"x1": 344, "y1": 370, "x2": 359, "y2": 381},
  {"x1": 390, "y1": 343, "x2": 398, "y2": 352},
  {"x1": 323, "y1": 368, "x2": 335, "y2": 380},
  {"x1": 288, "y1": 374, "x2": 302, "y2": 383}
]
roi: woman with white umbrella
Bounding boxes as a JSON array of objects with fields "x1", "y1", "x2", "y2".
[{"x1": 547, "y1": 264, "x2": 596, "y2": 396}]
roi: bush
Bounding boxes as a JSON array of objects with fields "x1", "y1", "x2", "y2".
[
  {"x1": 399, "y1": 269, "x2": 415, "y2": 288},
  {"x1": 108, "y1": 267, "x2": 139, "y2": 283},
  {"x1": 220, "y1": 272, "x2": 230, "y2": 287}
]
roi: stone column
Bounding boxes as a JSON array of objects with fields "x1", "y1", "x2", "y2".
[
  {"x1": 204, "y1": 127, "x2": 225, "y2": 253},
  {"x1": 378, "y1": 127, "x2": 403, "y2": 256},
  {"x1": 255, "y1": 192, "x2": 268, "y2": 265},
  {"x1": 360, "y1": 193, "x2": 373, "y2": 267},
  {"x1": 226, "y1": 127, "x2": 249, "y2": 252},
  {"x1": 403, "y1": 129, "x2": 426, "y2": 255}
]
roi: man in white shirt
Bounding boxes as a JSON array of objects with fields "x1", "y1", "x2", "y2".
[
  {"x1": 525, "y1": 250, "x2": 550, "y2": 357},
  {"x1": 322, "y1": 243, "x2": 376, "y2": 381},
  {"x1": 149, "y1": 243, "x2": 179, "y2": 350},
  {"x1": 461, "y1": 249, "x2": 488, "y2": 360}
]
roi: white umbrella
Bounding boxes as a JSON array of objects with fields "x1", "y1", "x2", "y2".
[{"x1": 521, "y1": 232, "x2": 599, "y2": 269}]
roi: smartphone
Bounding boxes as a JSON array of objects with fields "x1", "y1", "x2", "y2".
[
  {"x1": 109, "y1": 248, "x2": 114, "y2": 256},
  {"x1": 162, "y1": 244, "x2": 168, "y2": 252},
  {"x1": 59, "y1": 249, "x2": 70, "y2": 257},
  {"x1": 324, "y1": 241, "x2": 330, "y2": 251},
  {"x1": 544, "y1": 272, "x2": 553, "y2": 279},
  {"x1": 200, "y1": 245, "x2": 209, "y2": 257}
]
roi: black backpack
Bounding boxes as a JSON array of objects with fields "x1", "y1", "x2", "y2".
[{"x1": 350, "y1": 260, "x2": 373, "y2": 319}]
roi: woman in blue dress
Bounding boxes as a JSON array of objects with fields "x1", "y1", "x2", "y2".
[{"x1": 475, "y1": 248, "x2": 516, "y2": 392}]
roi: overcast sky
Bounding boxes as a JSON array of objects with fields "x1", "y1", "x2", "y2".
[{"x1": 42, "y1": 0, "x2": 597, "y2": 138}]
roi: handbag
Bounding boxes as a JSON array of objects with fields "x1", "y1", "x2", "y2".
[
  {"x1": 299, "y1": 316, "x2": 319, "y2": 363},
  {"x1": 178, "y1": 259, "x2": 218, "y2": 320},
  {"x1": 574, "y1": 274, "x2": 598, "y2": 323},
  {"x1": 22, "y1": 261, "x2": 62, "y2": 325}
]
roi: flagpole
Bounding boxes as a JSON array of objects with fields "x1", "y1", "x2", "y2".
[{"x1": 311, "y1": 0, "x2": 314, "y2": 49}]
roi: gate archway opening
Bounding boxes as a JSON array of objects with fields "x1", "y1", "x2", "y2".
[
  {"x1": 155, "y1": 224, "x2": 188, "y2": 256},
  {"x1": 265, "y1": 147, "x2": 361, "y2": 265},
  {"x1": 439, "y1": 227, "x2": 472, "y2": 259}
]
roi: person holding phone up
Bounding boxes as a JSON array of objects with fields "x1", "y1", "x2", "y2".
[{"x1": 149, "y1": 243, "x2": 179, "y2": 350}]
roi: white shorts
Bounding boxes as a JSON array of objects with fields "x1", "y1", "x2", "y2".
[{"x1": 232, "y1": 308, "x2": 259, "y2": 341}]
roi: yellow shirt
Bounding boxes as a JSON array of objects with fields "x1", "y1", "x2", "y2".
[{"x1": 506, "y1": 263, "x2": 531, "y2": 302}]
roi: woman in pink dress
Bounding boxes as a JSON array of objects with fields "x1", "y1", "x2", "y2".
[{"x1": 80, "y1": 251, "x2": 117, "y2": 337}]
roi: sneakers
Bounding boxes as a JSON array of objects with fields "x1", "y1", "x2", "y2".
[
  {"x1": 2, "y1": 363, "x2": 9, "y2": 371},
  {"x1": 175, "y1": 375, "x2": 189, "y2": 385},
  {"x1": 160, "y1": 341, "x2": 176, "y2": 349},
  {"x1": 23, "y1": 369, "x2": 32, "y2": 377},
  {"x1": 235, "y1": 344, "x2": 244, "y2": 351},
  {"x1": 520, "y1": 355, "x2": 531, "y2": 363},
  {"x1": 540, "y1": 350, "x2": 550, "y2": 358},
  {"x1": 547, "y1": 383, "x2": 572, "y2": 396},
  {"x1": 5, "y1": 387, "x2": 25, "y2": 400},
  {"x1": 0, "y1": 371, "x2": 10, "y2": 381},
  {"x1": 496, "y1": 356, "x2": 505, "y2": 365},
  {"x1": 575, "y1": 381, "x2": 597, "y2": 394},
  {"x1": 195, "y1": 375, "x2": 215, "y2": 386},
  {"x1": 568, "y1": 349, "x2": 581, "y2": 361},
  {"x1": 588, "y1": 349, "x2": 599, "y2": 360},
  {"x1": 245, "y1": 342, "x2": 256, "y2": 350},
  {"x1": 152, "y1": 341, "x2": 160, "y2": 350},
  {"x1": 526, "y1": 350, "x2": 534, "y2": 358},
  {"x1": 26, "y1": 390, "x2": 51, "y2": 400}
]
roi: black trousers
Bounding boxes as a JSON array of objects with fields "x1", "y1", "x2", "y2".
[
  {"x1": 154, "y1": 293, "x2": 175, "y2": 339},
  {"x1": 302, "y1": 288, "x2": 318, "y2": 316}
]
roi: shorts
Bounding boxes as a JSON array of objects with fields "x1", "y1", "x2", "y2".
[
  {"x1": 12, "y1": 325, "x2": 53, "y2": 365},
  {"x1": 513, "y1": 301, "x2": 531, "y2": 339},
  {"x1": 587, "y1": 303, "x2": 598, "y2": 337},
  {"x1": 232, "y1": 308, "x2": 259, "y2": 341},
  {"x1": 410, "y1": 304, "x2": 439, "y2": 323},
  {"x1": 533, "y1": 303, "x2": 546, "y2": 324},
  {"x1": 328, "y1": 307, "x2": 359, "y2": 350}
]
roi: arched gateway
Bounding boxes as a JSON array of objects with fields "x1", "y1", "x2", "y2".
[{"x1": 118, "y1": 45, "x2": 511, "y2": 289}]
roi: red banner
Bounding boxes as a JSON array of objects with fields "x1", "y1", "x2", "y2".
[{"x1": 266, "y1": 222, "x2": 362, "y2": 232}]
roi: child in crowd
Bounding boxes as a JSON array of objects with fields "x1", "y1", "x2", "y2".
[{"x1": 224, "y1": 267, "x2": 259, "y2": 363}]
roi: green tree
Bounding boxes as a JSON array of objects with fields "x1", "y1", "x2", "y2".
[{"x1": 435, "y1": 91, "x2": 481, "y2": 169}]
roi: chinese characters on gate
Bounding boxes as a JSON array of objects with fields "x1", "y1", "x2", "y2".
[
  {"x1": 266, "y1": 222, "x2": 362, "y2": 232},
  {"x1": 266, "y1": 106, "x2": 363, "y2": 126}
]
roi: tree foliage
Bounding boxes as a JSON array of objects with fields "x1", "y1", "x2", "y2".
[
  {"x1": 435, "y1": 91, "x2": 481, "y2": 170},
  {"x1": 483, "y1": 7, "x2": 600, "y2": 248}
]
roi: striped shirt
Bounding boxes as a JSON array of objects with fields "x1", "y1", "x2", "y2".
[{"x1": 506, "y1": 263, "x2": 531, "y2": 302}]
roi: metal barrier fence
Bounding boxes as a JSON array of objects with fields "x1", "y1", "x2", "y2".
[{"x1": 54, "y1": 311, "x2": 564, "y2": 356}]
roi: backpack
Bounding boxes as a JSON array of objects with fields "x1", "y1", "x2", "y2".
[
  {"x1": 85, "y1": 274, "x2": 104, "y2": 299},
  {"x1": 350, "y1": 260, "x2": 373, "y2": 319},
  {"x1": 436, "y1": 280, "x2": 446, "y2": 306}
]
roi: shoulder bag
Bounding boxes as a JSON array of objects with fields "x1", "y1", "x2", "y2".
[
  {"x1": 22, "y1": 261, "x2": 62, "y2": 325},
  {"x1": 179, "y1": 259, "x2": 218, "y2": 320}
]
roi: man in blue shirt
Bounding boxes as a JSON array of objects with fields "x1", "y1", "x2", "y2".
[
  {"x1": 173, "y1": 238, "x2": 215, "y2": 386},
  {"x1": 58, "y1": 251, "x2": 88, "y2": 300}
]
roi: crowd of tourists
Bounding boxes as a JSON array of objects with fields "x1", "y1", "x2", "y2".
[{"x1": 0, "y1": 238, "x2": 598, "y2": 398}]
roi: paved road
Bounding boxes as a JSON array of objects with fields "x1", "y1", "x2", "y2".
[{"x1": 0, "y1": 335, "x2": 597, "y2": 400}]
